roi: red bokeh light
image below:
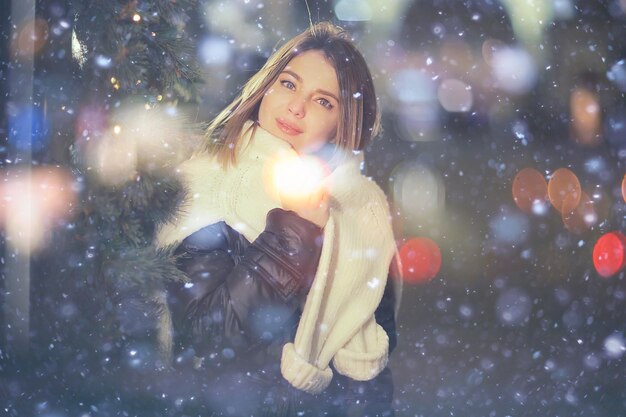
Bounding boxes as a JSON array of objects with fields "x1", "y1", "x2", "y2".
[
  {"x1": 398, "y1": 237, "x2": 442, "y2": 284},
  {"x1": 593, "y1": 231, "x2": 626, "y2": 278}
]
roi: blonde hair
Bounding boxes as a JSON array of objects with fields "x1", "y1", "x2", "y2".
[{"x1": 205, "y1": 22, "x2": 381, "y2": 168}]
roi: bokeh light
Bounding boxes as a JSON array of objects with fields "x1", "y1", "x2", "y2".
[
  {"x1": 622, "y1": 174, "x2": 626, "y2": 203},
  {"x1": 113, "y1": 104, "x2": 185, "y2": 167},
  {"x1": 552, "y1": 0, "x2": 576, "y2": 19},
  {"x1": 75, "y1": 105, "x2": 107, "y2": 138},
  {"x1": 0, "y1": 167, "x2": 76, "y2": 252},
  {"x1": 387, "y1": 67, "x2": 440, "y2": 142},
  {"x1": 202, "y1": 1, "x2": 266, "y2": 52},
  {"x1": 398, "y1": 237, "x2": 441, "y2": 284},
  {"x1": 94, "y1": 54, "x2": 113, "y2": 69},
  {"x1": 500, "y1": 0, "x2": 552, "y2": 47},
  {"x1": 395, "y1": 104, "x2": 441, "y2": 142},
  {"x1": 495, "y1": 287, "x2": 532, "y2": 327},
  {"x1": 605, "y1": 107, "x2": 626, "y2": 148},
  {"x1": 481, "y1": 38, "x2": 506, "y2": 66},
  {"x1": 199, "y1": 37, "x2": 232, "y2": 66},
  {"x1": 547, "y1": 168, "x2": 581, "y2": 214},
  {"x1": 489, "y1": 208, "x2": 529, "y2": 245},
  {"x1": 390, "y1": 162, "x2": 445, "y2": 232},
  {"x1": 8, "y1": 105, "x2": 49, "y2": 152},
  {"x1": 80, "y1": 103, "x2": 187, "y2": 186},
  {"x1": 490, "y1": 47, "x2": 537, "y2": 95},
  {"x1": 439, "y1": 40, "x2": 473, "y2": 75},
  {"x1": 334, "y1": 0, "x2": 372, "y2": 21},
  {"x1": 11, "y1": 18, "x2": 49, "y2": 58},
  {"x1": 607, "y1": 59, "x2": 626, "y2": 92},
  {"x1": 90, "y1": 131, "x2": 138, "y2": 186},
  {"x1": 437, "y1": 79, "x2": 473, "y2": 112},
  {"x1": 603, "y1": 333, "x2": 626, "y2": 359},
  {"x1": 512, "y1": 167, "x2": 548, "y2": 215},
  {"x1": 562, "y1": 191, "x2": 597, "y2": 234},
  {"x1": 390, "y1": 69, "x2": 436, "y2": 105},
  {"x1": 593, "y1": 231, "x2": 626, "y2": 278},
  {"x1": 570, "y1": 87, "x2": 602, "y2": 146}
]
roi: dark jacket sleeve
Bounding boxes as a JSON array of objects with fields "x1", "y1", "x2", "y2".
[
  {"x1": 167, "y1": 208, "x2": 324, "y2": 355},
  {"x1": 375, "y1": 274, "x2": 398, "y2": 354},
  {"x1": 321, "y1": 274, "x2": 397, "y2": 415}
]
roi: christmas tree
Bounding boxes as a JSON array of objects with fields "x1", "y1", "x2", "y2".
[{"x1": 68, "y1": 0, "x2": 206, "y2": 366}]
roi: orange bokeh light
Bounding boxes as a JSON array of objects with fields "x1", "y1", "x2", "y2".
[
  {"x1": 11, "y1": 18, "x2": 49, "y2": 58},
  {"x1": 570, "y1": 87, "x2": 602, "y2": 146},
  {"x1": 548, "y1": 168, "x2": 581, "y2": 214},
  {"x1": 481, "y1": 38, "x2": 506, "y2": 66},
  {"x1": 593, "y1": 231, "x2": 626, "y2": 278},
  {"x1": 562, "y1": 191, "x2": 597, "y2": 234},
  {"x1": 398, "y1": 237, "x2": 442, "y2": 284},
  {"x1": 512, "y1": 168, "x2": 548, "y2": 214}
]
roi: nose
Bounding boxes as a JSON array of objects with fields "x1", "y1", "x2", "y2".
[{"x1": 288, "y1": 97, "x2": 306, "y2": 118}]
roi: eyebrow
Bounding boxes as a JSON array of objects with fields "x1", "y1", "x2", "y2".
[{"x1": 281, "y1": 69, "x2": 340, "y2": 103}]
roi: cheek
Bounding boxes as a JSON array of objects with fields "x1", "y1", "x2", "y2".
[
  {"x1": 259, "y1": 93, "x2": 272, "y2": 117},
  {"x1": 324, "y1": 114, "x2": 339, "y2": 138},
  {"x1": 260, "y1": 89, "x2": 281, "y2": 113},
  {"x1": 329, "y1": 123, "x2": 338, "y2": 139}
]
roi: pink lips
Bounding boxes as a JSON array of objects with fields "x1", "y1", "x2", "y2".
[{"x1": 276, "y1": 118, "x2": 303, "y2": 135}]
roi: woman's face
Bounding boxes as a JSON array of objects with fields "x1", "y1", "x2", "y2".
[{"x1": 258, "y1": 50, "x2": 340, "y2": 154}]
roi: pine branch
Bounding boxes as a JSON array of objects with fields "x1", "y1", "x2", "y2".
[
  {"x1": 70, "y1": 0, "x2": 201, "y2": 101},
  {"x1": 100, "y1": 245, "x2": 188, "y2": 294}
]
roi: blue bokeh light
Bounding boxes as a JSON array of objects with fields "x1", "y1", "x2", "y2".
[{"x1": 8, "y1": 105, "x2": 50, "y2": 152}]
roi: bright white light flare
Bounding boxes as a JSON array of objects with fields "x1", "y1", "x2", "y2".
[{"x1": 268, "y1": 154, "x2": 329, "y2": 208}]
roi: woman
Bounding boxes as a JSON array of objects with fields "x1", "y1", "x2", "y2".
[{"x1": 155, "y1": 22, "x2": 400, "y2": 416}]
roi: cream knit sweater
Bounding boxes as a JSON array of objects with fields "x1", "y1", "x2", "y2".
[{"x1": 155, "y1": 122, "x2": 397, "y2": 394}]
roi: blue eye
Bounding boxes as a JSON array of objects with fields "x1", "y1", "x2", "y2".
[
  {"x1": 280, "y1": 80, "x2": 295, "y2": 89},
  {"x1": 318, "y1": 98, "x2": 334, "y2": 110}
]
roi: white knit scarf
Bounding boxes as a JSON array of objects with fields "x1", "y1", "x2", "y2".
[{"x1": 155, "y1": 121, "x2": 397, "y2": 394}]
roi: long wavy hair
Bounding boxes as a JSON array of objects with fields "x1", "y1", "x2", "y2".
[{"x1": 205, "y1": 21, "x2": 381, "y2": 168}]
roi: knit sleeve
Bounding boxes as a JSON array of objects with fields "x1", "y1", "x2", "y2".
[
  {"x1": 331, "y1": 316, "x2": 389, "y2": 380},
  {"x1": 331, "y1": 183, "x2": 394, "y2": 380},
  {"x1": 280, "y1": 178, "x2": 397, "y2": 394}
]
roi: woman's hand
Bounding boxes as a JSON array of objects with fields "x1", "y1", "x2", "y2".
[{"x1": 279, "y1": 185, "x2": 329, "y2": 229}]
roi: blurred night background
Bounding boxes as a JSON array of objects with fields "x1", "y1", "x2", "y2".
[{"x1": 1, "y1": 0, "x2": 626, "y2": 416}]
